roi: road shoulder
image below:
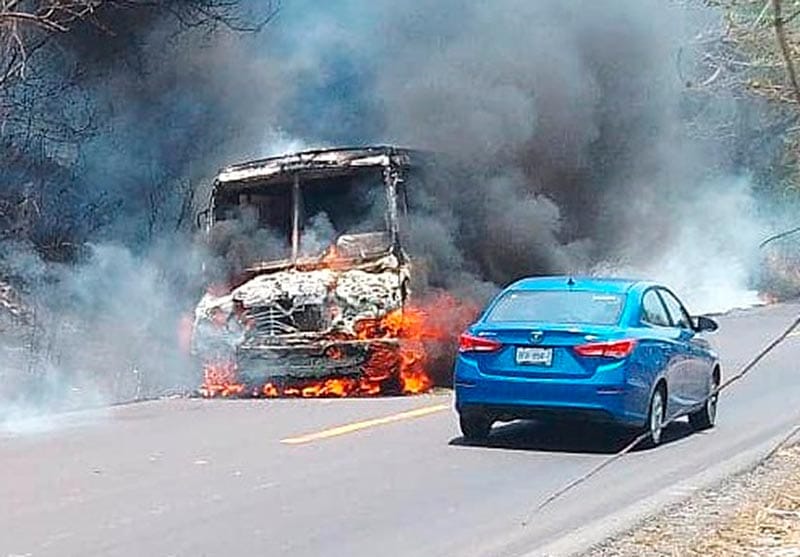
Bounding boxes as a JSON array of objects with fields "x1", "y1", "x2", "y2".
[{"x1": 583, "y1": 442, "x2": 800, "y2": 556}]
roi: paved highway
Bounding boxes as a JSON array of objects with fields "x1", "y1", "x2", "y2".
[{"x1": 3, "y1": 302, "x2": 800, "y2": 557}]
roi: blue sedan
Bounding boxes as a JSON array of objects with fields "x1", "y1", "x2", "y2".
[{"x1": 454, "y1": 276, "x2": 720, "y2": 446}]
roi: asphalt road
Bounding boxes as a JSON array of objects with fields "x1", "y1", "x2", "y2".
[{"x1": 3, "y1": 302, "x2": 800, "y2": 557}]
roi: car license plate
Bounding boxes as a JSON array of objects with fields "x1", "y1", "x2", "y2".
[{"x1": 516, "y1": 347, "x2": 553, "y2": 366}]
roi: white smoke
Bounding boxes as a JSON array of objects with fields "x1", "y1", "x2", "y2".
[{"x1": 595, "y1": 177, "x2": 766, "y2": 314}]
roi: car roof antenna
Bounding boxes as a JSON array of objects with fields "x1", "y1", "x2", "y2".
[{"x1": 567, "y1": 277, "x2": 576, "y2": 287}]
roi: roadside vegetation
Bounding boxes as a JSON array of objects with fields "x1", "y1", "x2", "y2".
[
  {"x1": 0, "y1": 1, "x2": 276, "y2": 410},
  {"x1": 0, "y1": 1, "x2": 276, "y2": 261},
  {"x1": 714, "y1": 0, "x2": 800, "y2": 294},
  {"x1": 587, "y1": 444, "x2": 800, "y2": 556}
]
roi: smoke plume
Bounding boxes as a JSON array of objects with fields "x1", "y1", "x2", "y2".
[
  {"x1": 259, "y1": 0, "x2": 779, "y2": 312},
  {"x1": 0, "y1": 0, "x2": 793, "y2": 416}
]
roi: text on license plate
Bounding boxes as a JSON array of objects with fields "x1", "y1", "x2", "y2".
[{"x1": 516, "y1": 347, "x2": 553, "y2": 366}]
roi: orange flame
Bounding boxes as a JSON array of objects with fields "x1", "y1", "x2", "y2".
[
  {"x1": 262, "y1": 382, "x2": 279, "y2": 397},
  {"x1": 197, "y1": 291, "x2": 478, "y2": 398},
  {"x1": 319, "y1": 245, "x2": 351, "y2": 271},
  {"x1": 200, "y1": 361, "x2": 246, "y2": 397},
  {"x1": 385, "y1": 293, "x2": 479, "y2": 394}
]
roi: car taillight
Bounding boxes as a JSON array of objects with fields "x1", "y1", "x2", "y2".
[
  {"x1": 458, "y1": 332, "x2": 502, "y2": 353},
  {"x1": 574, "y1": 339, "x2": 637, "y2": 359}
]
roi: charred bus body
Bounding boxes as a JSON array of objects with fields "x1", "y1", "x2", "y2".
[{"x1": 192, "y1": 146, "x2": 426, "y2": 391}]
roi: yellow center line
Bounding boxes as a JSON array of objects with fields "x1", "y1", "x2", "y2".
[{"x1": 280, "y1": 403, "x2": 450, "y2": 445}]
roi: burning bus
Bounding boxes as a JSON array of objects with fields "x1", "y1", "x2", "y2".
[{"x1": 191, "y1": 145, "x2": 468, "y2": 398}]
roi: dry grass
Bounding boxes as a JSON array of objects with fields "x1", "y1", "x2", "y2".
[
  {"x1": 689, "y1": 452, "x2": 800, "y2": 557},
  {"x1": 586, "y1": 445, "x2": 800, "y2": 557}
]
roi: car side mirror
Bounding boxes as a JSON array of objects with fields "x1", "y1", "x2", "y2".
[{"x1": 693, "y1": 315, "x2": 718, "y2": 333}]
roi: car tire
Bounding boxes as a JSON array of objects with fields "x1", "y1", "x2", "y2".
[
  {"x1": 459, "y1": 412, "x2": 492, "y2": 442},
  {"x1": 643, "y1": 387, "x2": 666, "y2": 447},
  {"x1": 689, "y1": 379, "x2": 719, "y2": 431}
]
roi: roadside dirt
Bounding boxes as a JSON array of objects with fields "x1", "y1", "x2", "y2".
[{"x1": 585, "y1": 441, "x2": 800, "y2": 557}]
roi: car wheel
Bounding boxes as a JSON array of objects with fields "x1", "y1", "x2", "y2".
[
  {"x1": 459, "y1": 412, "x2": 492, "y2": 442},
  {"x1": 689, "y1": 378, "x2": 719, "y2": 431},
  {"x1": 644, "y1": 387, "x2": 666, "y2": 447}
]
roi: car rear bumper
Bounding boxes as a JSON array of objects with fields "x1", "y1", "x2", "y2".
[{"x1": 454, "y1": 357, "x2": 646, "y2": 426}]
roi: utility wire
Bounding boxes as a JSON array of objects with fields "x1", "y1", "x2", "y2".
[{"x1": 527, "y1": 312, "x2": 800, "y2": 521}]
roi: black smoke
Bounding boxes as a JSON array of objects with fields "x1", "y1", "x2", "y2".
[
  {"x1": 253, "y1": 0, "x2": 783, "y2": 308},
  {"x1": 5, "y1": 0, "x2": 784, "y2": 288},
  {"x1": 0, "y1": 0, "x2": 792, "y2": 417}
]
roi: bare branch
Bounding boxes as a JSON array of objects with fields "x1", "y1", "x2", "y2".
[
  {"x1": 0, "y1": 0, "x2": 278, "y2": 255},
  {"x1": 0, "y1": 1, "x2": 278, "y2": 91},
  {"x1": 772, "y1": 0, "x2": 800, "y2": 105}
]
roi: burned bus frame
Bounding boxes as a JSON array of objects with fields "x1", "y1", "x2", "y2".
[
  {"x1": 192, "y1": 145, "x2": 422, "y2": 386},
  {"x1": 198, "y1": 145, "x2": 414, "y2": 263}
]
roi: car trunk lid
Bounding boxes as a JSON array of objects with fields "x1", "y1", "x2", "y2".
[{"x1": 469, "y1": 322, "x2": 625, "y2": 379}]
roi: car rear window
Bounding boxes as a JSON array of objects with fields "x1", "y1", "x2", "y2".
[{"x1": 486, "y1": 290, "x2": 625, "y2": 325}]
